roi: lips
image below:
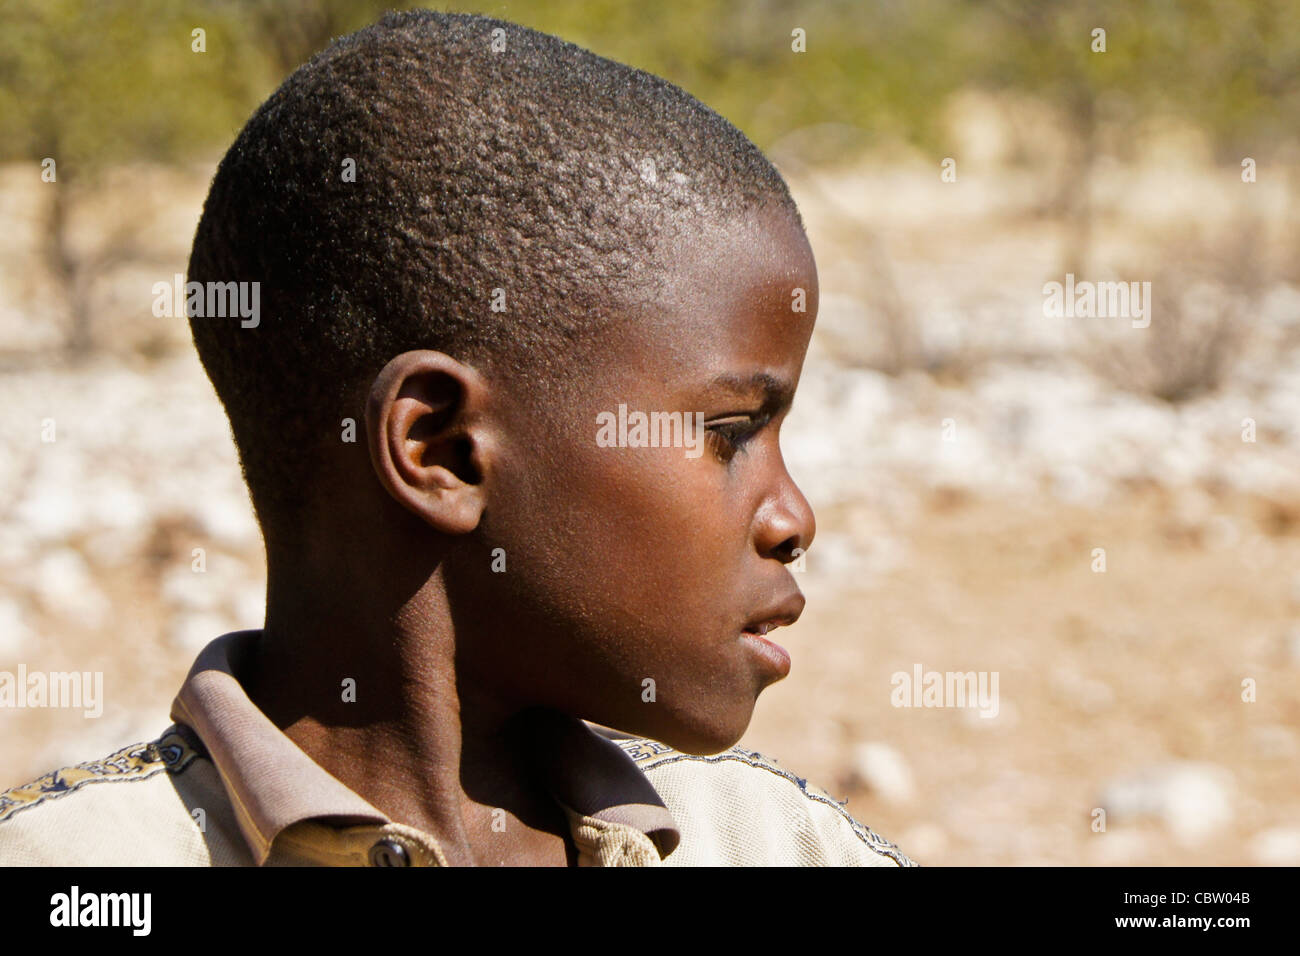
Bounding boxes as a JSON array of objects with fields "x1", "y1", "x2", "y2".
[
  {"x1": 741, "y1": 592, "x2": 806, "y2": 637},
  {"x1": 740, "y1": 592, "x2": 804, "y2": 683}
]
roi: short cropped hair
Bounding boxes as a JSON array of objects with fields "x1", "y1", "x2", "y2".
[{"x1": 187, "y1": 9, "x2": 801, "y2": 540}]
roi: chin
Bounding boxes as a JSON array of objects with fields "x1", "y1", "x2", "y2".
[{"x1": 637, "y1": 702, "x2": 755, "y2": 756}]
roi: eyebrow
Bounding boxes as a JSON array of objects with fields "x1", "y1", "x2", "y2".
[{"x1": 703, "y1": 371, "x2": 796, "y2": 412}]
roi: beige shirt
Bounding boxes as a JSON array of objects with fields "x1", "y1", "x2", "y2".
[{"x1": 0, "y1": 631, "x2": 915, "y2": 867}]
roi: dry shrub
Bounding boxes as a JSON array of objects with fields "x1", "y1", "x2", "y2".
[{"x1": 1078, "y1": 223, "x2": 1263, "y2": 403}]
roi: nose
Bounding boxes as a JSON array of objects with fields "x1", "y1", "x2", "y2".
[{"x1": 754, "y1": 466, "x2": 816, "y2": 565}]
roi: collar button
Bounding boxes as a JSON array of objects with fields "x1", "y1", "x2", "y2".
[{"x1": 369, "y1": 839, "x2": 411, "y2": 867}]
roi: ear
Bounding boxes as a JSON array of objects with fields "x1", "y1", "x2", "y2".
[{"x1": 365, "y1": 350, "x2": 492, "y2": 535}]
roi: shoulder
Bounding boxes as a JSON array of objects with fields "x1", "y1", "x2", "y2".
[
  {"x1": 0, "y1": 725, "x2": 216, "y2": 865},
  {"x1": 610, "y1": 734, "x2": 916, "y2": 867}
]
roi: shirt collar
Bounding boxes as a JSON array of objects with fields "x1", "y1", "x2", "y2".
[{"x1": 169, "y1": 630, "x2": 680, "y2": 865}]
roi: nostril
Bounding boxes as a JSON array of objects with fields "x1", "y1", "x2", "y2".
[{"x1": 774, "y1": 534, "x2": 803, "y2": 563}]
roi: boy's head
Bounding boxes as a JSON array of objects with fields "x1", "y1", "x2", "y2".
[{"x1": 187, "y1": 10, "x2": 819, "y2": 754}]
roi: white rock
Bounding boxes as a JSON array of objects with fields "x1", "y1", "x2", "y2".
[
  {"x1": 233, "y1": 588, "x2": 266, "y2": 629},
  {"x1": 85, "y1": 476, "x2": 149, "y2": 532},
  {"x1": 0, "y1": 597, "x2": 33, "y2": 658},
  {"x1": 31, "y1": 548, "x2": 109, "y2": 629},
  {"x1": 13, "y1": 483, "x2": 84, "y2": 543},
  {"x1": 160, "y1": 565, "x2": 221, "y2": 612},
  {"x1": 849, "y1": 742, "x2": 914, "y2": 804},
  {"x1": 1099, "y1": 762, "x2": 1234, "y2": 844},
  {"x1": 80, "y1": 525, "x2": 147, "y2": 568},
  {"x1": 168, "y1": 611, "x2": 236, "y2": 654},
  {"x1": 1249, "y1": 827, "x2": 1300, "y2": 864},
  {"x1": 193, "y1": 491, "x2": 259, "y2": 549}
]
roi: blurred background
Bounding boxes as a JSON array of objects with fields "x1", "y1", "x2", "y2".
[{"x1": 1, "y1": 0, "x2": 1298, "y2": 865}]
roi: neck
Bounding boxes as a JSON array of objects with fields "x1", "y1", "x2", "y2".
[{"x1": 243, "y1": 548, "x2": 573, "y2": 866}]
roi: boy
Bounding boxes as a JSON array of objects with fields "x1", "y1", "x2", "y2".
[{"x1": 0, "y1": 10, "x2": 913, "y2": 867}]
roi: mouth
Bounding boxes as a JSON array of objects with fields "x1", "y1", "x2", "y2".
[
  {"x1": 741, "y1": 591, "x2": 805, "y2": 636},
  {"x1": 739, "y1": 593, "x2": 805, "y2": 679}
]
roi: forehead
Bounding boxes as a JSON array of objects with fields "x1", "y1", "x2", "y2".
[
  {"x1": 609, "y1": 204, "x2": 819, "y2": 392},
  {"x1": 660, "y1": 204, "x2": 817, "y2": 321}
]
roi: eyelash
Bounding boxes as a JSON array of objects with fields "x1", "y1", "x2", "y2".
[{"x1": 706, "y1": 415, "x2": 769, "y2": 462}]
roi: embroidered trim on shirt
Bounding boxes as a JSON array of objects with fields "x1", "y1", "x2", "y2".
[
  {"x1": 613, "y1": 737, "x2": 919, "y2": 867},
  {"x1": 0, "y1": 724, "x2": 204, "y2": 826}
]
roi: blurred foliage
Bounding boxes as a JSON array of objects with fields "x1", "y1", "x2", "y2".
[
  {"x1": 968, "y1": 0, "x2": 1300, "y2": 162},
  {"x1": 0, "y1": 0, "x2": 250, "y2": 171},
  {"x1": 0, "y1": 0, "x2": 1296, "y2": 171}
]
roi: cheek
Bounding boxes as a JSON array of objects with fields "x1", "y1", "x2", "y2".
[
  {"x1": 472, "y1": 443, "x2": 764, "y2": 744},
  {"x1": 507, "y1": 444, "x2": 739, "y2": 626},
  {"x1": 581, "y1": 446, "x2": 736, "y2": 565}
]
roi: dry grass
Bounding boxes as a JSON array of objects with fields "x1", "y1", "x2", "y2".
[{"x1": 1077, "y1": 224, "x2": 1264, "y2": 404}]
